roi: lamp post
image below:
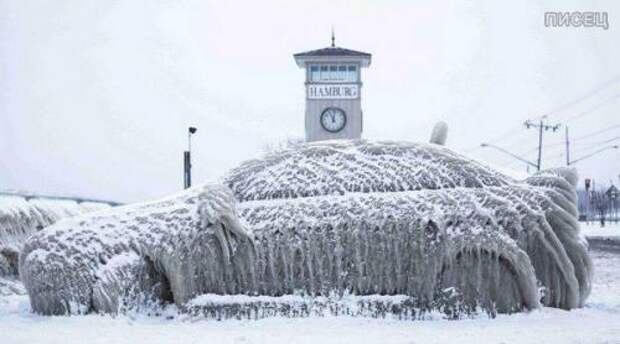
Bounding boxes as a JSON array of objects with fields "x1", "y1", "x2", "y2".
[
  {"x1": 184, "y1": 126, "x2": 198, "y2": 189},
  {"x1": 480, "y1": 143, "x2": 540, "y2": 171},
  {"x1": 567, "y1": 145, "x2": 618, "y2": 166}
]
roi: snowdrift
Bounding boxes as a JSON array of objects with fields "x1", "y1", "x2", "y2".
[{"x1": 19, "y1": 140, "x2": 592, "y2": 317}]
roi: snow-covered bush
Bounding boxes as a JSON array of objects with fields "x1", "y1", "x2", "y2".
[
  {"x1": 20, "y1": 140, "x2": 591, "y2": 317},
  {"x1": 0, "y1": 195, "x2": 110, "y2": 279}
]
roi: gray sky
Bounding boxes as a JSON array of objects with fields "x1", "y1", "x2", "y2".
[{"x1": 1, "y1": 0, "x2": 619, "y2": 203}]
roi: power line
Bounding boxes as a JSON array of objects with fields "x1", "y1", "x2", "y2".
[
  {"x1": 562, "y1": 92, "x2": 620, "y2": 122},
  {"x1": 480, "y1": 119, "x2": 561, "y2": 172},
  {"x1": 568, "y1": 145, "x2": 619, "y2": 166},
  {"x1": 508, "y1": 113, "x2": 620, "y2": 163},
  {"x1": 560, "y1": 140, "x2": 611, "y2": 153},
  {"x1": 543, "y1": 136, "x2": 617, "y2": 151},
  {"x1": 541, "y1": 74, "x2": 620, "y2": 120},
  {"x1": 585, "y1": 135, "x2": 620, "y2": 149},
  {"x1": 462, "y1": 126, "x2": 529, "y2": 153},
  {"x1": 504, "y1": 134, "x2": 620, "y2": 164},
  {"x1": 501, "y1": 133, "x2": 543, "y2": 152},
  {"x1": 485, "y1": 124, "x2": 531, "y2": 146},
  {"x1": 466, "y1": 76, "x2": 620, "y2": 155},
  {"x1": 563, "y1": 125, "x2": 620, "y2": 166},
  {"x1": 573, "y1": 123, "x2": 620, "y2": 142}
]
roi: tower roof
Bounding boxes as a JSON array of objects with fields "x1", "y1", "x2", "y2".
[
  {"x1": 293, "y1": 46, "x2": 371, "y2": 58},
  {"x1": 294, "y1": 31, "x2": 372, "y2": 67},
  {"x1": 293, "y1": 46, "x2": 372, "y2": 68}
]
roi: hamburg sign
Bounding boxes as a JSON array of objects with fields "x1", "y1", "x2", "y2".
[{"x1": 308, "y1": 84, "x2": 359, "y2": 100}]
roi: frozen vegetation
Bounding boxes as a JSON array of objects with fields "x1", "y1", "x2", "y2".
[
  {"x1": 0, "y1": 195, "x2": 110, "y2": 295},
  {"x1": 18, "y1": 140, "x2": 592, "y2": 317}
]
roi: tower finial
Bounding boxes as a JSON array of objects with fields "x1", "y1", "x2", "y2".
[{"x1": 331, "y1": 27, "x2": 335, "y2": 47}]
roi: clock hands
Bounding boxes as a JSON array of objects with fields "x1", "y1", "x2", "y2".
[
  {"x1": 329, "y1": 111, "x2": 336, "y2": 123},
  {"x1": 320, "y1": 108, "x2": 345, "y2": 132}
]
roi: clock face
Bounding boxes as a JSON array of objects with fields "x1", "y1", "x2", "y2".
[{"x1": 320, "y1": 108, "x2": 347, "y2": 133}]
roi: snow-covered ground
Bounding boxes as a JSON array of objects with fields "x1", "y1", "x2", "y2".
[
  {"x1": 581, "y1": 221, "x2": 620, "y2": 238},
  {"x1": 1, "y1": 245, "x2": 619, "y2": 344}
]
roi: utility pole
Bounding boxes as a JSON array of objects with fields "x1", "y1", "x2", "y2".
[
  {"x1": 564, "y1": 125, "x2": 618, "y2": 166},
  {"x1": 524, "y1": 119, "x2": 560, "y2": 171}
]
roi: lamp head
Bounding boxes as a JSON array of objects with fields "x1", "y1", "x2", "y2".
[{"x1": 189, "y1": 127, "x2": 197, "y2": 134}]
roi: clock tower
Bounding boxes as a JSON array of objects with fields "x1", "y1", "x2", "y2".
[{"x1": 294, "y1": 34, "x2": 371, "y2": 142}]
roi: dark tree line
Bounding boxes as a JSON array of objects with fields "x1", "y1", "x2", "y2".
[{"x1": 578, "y1": 187, "x2": 619, "y2": 227}]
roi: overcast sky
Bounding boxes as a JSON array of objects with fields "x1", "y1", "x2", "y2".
[{"x1": 1, "y1": 0, "x2": 619, "y2": 203}]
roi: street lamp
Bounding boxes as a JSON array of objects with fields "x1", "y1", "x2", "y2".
[
  {"x1": 184, "y1": 126, "x2": 198, "y2": 189},
  {"x1": 568, "y1": 145, "x2": 618, "y2": 166},
  {"x1": 480, "y1": 143, "x2": 540, "y2": 171}
]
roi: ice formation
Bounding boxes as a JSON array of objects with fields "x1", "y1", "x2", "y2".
[
  {"x1": 0, "y1": 195, "x2": 111, "y2": 296},
  {"x1": 0, "y1": 196, "x2": 111, "y2": 278},
  {"x1": 429, "y1": 121, "x2": 448, "y2": 145},
  {"x1": 20, "y1": 140, "x2": 592, "y2": 317}
]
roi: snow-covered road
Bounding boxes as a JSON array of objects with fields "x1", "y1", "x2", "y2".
[
  {"x1": 1, "y1": 247, "x2": 619, "y2": 344},
  {"x1": 581, "y1": 222, "x2": 620, "y2": 239}
]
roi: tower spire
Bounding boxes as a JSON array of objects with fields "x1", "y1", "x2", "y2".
[{"x1": 331, "y1": 27, "x2": 335, "y2": 47}]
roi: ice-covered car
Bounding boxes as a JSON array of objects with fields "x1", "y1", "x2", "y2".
[{"x1": 19, "y1": 139, "x2": 591, "y2": 317}]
